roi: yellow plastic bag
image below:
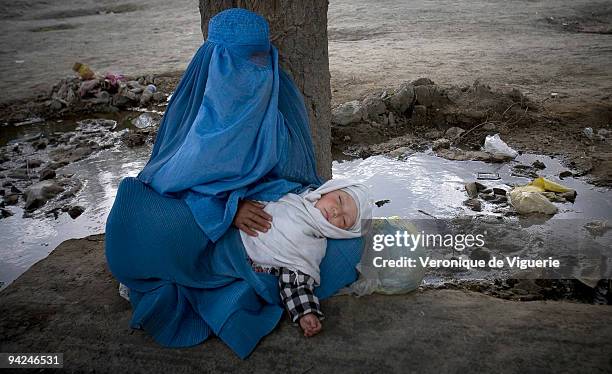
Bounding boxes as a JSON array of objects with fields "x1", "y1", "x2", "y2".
[{"x1": 528, "y1": 177, "x2": 572, "y2": 193}]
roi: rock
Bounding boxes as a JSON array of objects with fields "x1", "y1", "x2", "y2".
[
  {"x1": 436, "y1": 148, "x2": 508, "y2": 162},
  {"x1": 10, "y1": 186, "x2": 22, "y2": 194},
  {"x1": 492, "y1": 188, "x2": 506, "y2": 196},
  {"x1": 386, "y1": 146, "x2": 412, "y2": 159},
  {"x1": 445, "y1": 127, "x2": 465, "y2": 140},
  {"x1": 39, "y1": 168, "x2": 56, "y2": 181},
  {"x1": 384, "y1": 83, "x2": 415, "y2": 113},
  {"x1": 560, "y1": 190, "x2": 577, "y2": 203},
  {"x1": 68, "y1": 205, "x2": 85, "y2": 219},
  {"x1": 479, "y1": 193, "x2": 497, "y2": 201},
  {"x1": 361, "y1": 94, "x2": 387, "y2": 120},
  {"x1": 47, "y1": 161, "x2": 69, "y2": 170},
  {"x1": 7, "y1": 168, "x2": 30, "y2": 180},
  {"x1": 22, "y1": 158, "x2": 43, "y2": 169},
  {"x1": 465, "y1": 182, "x2": 479, "y2": 198},
  {"x1": 432, "y1": 138, "x2": 451, "y2": 151},
  {"x1": 532, "y1": 160, "x2": 546, "y2": 169},
  {"x1": 0, "y1": 207, "x2": 13, "y2": 218},
  {"x1": 4, "y1": 194, "x2": 19, "y2": 205},
  {"x1": 32, "y1": 138, "x2": 49, "y2": 150},
  {"x1": 388, "y1": 112, "x2": 396, "y2": 126},
  {"x1": 463, "y1": 198, "x2": 482, "y2": 212},
  {"x1": 152, "y1": 92, "x2": 166, "y2": 102},
  {"x1": 469, "y1": 248, "x2": 491, "y2": 262},
  {"x1": 482, "y1": 122, "x2": 496, "y2": 131},
  {"x1": 491, "y1": 195, "x2": 508, "y2": 204},
  {"x1": 559, "y1": 170, "x2": 573, "y2": 179},
  {"x1": 23, "y1": 180, "x2": 65, "y2": 212},
  {"x1": 411, "y1": 77, "x2": 435, "y2": 86},
  {"x1": 121, "y1": 131, "x2": 147, "y2": 148},
  {"x1": 414, "y1": 84, "x2": 451, "y2": 107},
  {"x1": 331, "y1": 100, "x2": 365, "y2": 126},
  {"x1": 49, "y1": 99, "x2": 63, "y2": 111},
  {"x1": 423, "y1": 130, "x2": 443, "y2": 140}
]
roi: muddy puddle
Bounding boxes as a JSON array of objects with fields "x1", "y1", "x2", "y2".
[{"x1": 1, "y1": 124, "x2": 611, "y2": 292}]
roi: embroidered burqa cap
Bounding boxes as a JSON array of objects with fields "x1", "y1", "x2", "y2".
[{"x1": 136, "y1": 8, "x2": 322, "y2": 242}]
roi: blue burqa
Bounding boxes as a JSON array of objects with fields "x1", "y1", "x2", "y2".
[{"x1": 105, "y1": 8, "x2": 363, "y2": 359}]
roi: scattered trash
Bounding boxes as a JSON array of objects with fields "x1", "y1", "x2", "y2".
[
  {"x1": 550, "y1": 92, "x2": 558, "y2": 98},
  {"x1": 508, "y1": 177, "x2": 576, "y2": 215},
  {"x1": 132, "y1": 112, "x2": 161, "y2": 129},
  {"x1": 72, "y1": 62, "x2": 95, "y2": 80},
  {"x1": 583, "y1": 127, "x2": 594, "y2": 140},
  {"x1": 483, "y1": 134, "x2": 518, "y2": 159},
  {"x1": 477, "y1": 172, "x2": 500, "y2": 180}
]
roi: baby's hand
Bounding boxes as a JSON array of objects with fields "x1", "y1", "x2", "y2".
[{"x1": 299, "y1": 313, "x2": 322, "y2": 337}]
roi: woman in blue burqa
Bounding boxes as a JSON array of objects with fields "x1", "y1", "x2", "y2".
[{"x1": 104, "y1": 8, "x2": 363, "y2": 359}]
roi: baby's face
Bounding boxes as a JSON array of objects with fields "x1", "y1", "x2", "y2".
[{"x1": 314, "y1": 189, "x2": 358, "y2": 230}]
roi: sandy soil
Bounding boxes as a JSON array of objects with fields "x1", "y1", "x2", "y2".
[
  {"x1": 1, "y1": 0, "x2": 611, "y2": 105},
  {"x1": 0, "y1": 234, "x2": 610, "y2": 373}
]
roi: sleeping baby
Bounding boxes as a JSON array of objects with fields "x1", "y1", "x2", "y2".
[{"x1": 236, "y1": 178, "x2": 372, "y2": 337}]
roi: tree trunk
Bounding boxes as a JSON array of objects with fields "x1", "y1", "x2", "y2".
[{"x1": 198, "y1": 0, "x2": 332, "y2": 180}]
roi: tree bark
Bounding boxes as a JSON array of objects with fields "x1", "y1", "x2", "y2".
[{"x1": 198, "y1": 0, "x2": 332, "y2": 180}]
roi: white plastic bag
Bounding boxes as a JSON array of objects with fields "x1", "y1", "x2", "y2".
[
  {"x1": 339, "y1": 217, "x2": 426, "y2": 296},
  {"x1": 508, "y1": 186, "x2": 558, "y2": 215},
  {"x1": 483, "y1": 133, "x2": 518, "y2": 159}
]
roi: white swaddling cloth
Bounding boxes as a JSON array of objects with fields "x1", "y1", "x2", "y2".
[{"x1": 240, "y1": 179, "x2": 372, "y2": 284}]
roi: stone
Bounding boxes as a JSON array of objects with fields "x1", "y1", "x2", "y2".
[
  {"x1": 559, "y1": 171, "x2": 573, "y2": 179},
  {"x1": 464, "y1": 182, "x2": 479, "y2": 198},
  {"x1": 39, "y1": 168, "x2": 56, "y2": 181},
  {"x1": 0, "y1": 207, "x2": 13, "y2": 218},
  {"x1": 432, "y1": 138, "x2": 451, "y2": 151},
  {"x1": 4, "y1": 194, "x2": 19, "y2": 205},
  {"x1": 463, "y1": 198, "x2": 482, "y2": 212},
  {"x1": 411, "y1": 77, "x2": 435, "y2": 86},
  {"x1": 532, "y1": 160, "x2": 546, "y2": 169},
  {"x1": 22, "y1": 158, "x2": 43, "y2": 169},
  {"x1": 414, "y1": 84, "x2": 452, "y2": 107},
  {"x1": 32, "y1": 138, "x2": 49, "y2": 150},
  {"x1": 68, "y1": 205, "x2": 85, "y2": 219},
  {"x1": 384, "y1": 83, "x2": 415, "y2": 113},
  {"x1": 331, "y1": 100, "x2": 365, "y2": 126},
  {"x1": 7, "y1": 169, "x2": 30, "y2": 180},
  {"x1": 361, "y1": 94, "x2": 387, "y2": 120},
  {"x1": 492, "y1": 188, "x2": 507, "y2": 196},
  {"x1": 445, "y1": 127, "x2": 465, "y2": 140},
  {"x1": 388, "y1": 112, "x2": 396, "y2": 126},
  {"x1": 23, "y1": 180, "x2": 65, "y2": 212}
]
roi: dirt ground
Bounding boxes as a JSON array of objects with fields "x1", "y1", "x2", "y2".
[{"x1": 0, "y1": 234, "x2": 610, "y2": 373}]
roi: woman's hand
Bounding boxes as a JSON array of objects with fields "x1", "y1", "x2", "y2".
[{"x1": 233, "y1": 200, "x2": 272, "y2": 237}]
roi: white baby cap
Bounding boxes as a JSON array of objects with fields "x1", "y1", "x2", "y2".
[{"x1": 303, "y1": 178, "x2": 373, "y2": 234}]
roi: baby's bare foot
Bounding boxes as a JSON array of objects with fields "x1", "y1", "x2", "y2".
[{"x1": 299, "y1": 313, "x2": 322, "y2": 337}]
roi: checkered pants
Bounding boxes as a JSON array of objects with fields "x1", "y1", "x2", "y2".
[{"x1": 248, "y1": 258, "x2": 324, "y2": 323}]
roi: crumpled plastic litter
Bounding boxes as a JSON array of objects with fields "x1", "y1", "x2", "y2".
[
  {"x1": 337, "y1": 216, "x2": 426, "y2": 296},
  {"x1": 483, "y1": 133, "x2": 518, "y2": 159},
  {"x1": 508, "y1": 177, "x2": 575, "y2": 215}
]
